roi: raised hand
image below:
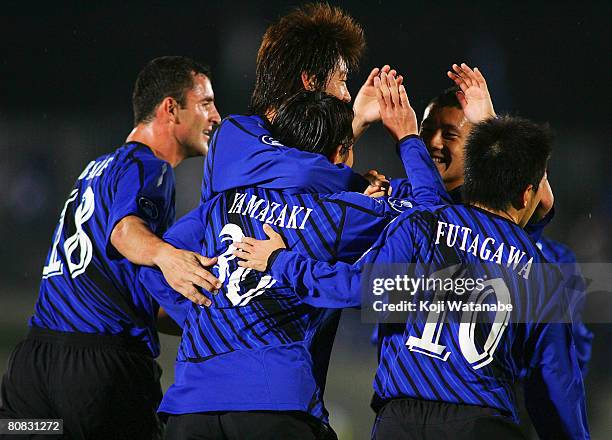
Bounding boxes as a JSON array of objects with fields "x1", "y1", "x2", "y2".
[
  {"x1": 233, "y1": 224, "x2": 287, "y2": 272},
  {"x1": 374, "y1": 70, "x2": 418, "y2": 142},
  {"x1": 447, "y1": 63, "x2": 496, "y2": 123},
  {"x1": 353, "y1": 65, "x2": 404, "y2": 140}
]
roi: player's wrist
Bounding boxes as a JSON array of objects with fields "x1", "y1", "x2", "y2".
[{"x1": 151, "y1": 241, "x2": 176, "y2": 268}]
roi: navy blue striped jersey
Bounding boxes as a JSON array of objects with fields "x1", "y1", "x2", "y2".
[
  {"x1": 268, "y1": 204, "x2": 589, "y2": 439},
  {"x1": 139, "y1": 124, "x2": 443, "y2": 422},
  {"x1": 537, "y1": 236, "x2": 593, "y2": 375},
  {"x1": 30, "y1": 142, "x2": 175, "y2": 356},
  {"x1": 200, "y1": 114, "x2": 369, "y2": 203},
  {"x1": 140, "y1": 189, "x2": 405, "y2": 422}
]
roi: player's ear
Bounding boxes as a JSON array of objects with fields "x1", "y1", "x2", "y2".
[
  {"x1": 328, "y1": 145, "x2": 343, "y2": 165},
  {"x1": 301, "y1": 72, "x2": 316, "y2": 91},
  {"x1": 521, "y1": 184, "x2": 534, "y2": 209},
  {"x1": 159, "y1": 97, "x2": 180, "y2": 123}
]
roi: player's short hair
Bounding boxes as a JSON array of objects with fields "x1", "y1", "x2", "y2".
[
  {"x1": 132, "y1": 56, "x2": 211, "y2": 125},
  {"x1": 427, "y1": 86, "x2": 462, "y2": 111},
  {"x1": 250, "y1": 2, "x2": 365, "y2": 116},
  {"x1": 463, "y1": 116, "x2": 552, "y2": 211},
  {"x1": 270, "y1": 91, "x2": 353, "y2": 160}
]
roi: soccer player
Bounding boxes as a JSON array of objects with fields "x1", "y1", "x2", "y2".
[
  {"x1": 0, "y1": 56, "x2": 221, "y2": 440},
  {"x1": 393, "y1": 63, "x2": 592, "y2": 377},
  {"x1": 201, "y1": 3, "x2": 396, "y2": 205},
  {"x1": 140, "y1": 73, "x2": 441, "y2": 439},
  {"x1": 235, "y1": 117, "x2": 590, "y2": 439}
]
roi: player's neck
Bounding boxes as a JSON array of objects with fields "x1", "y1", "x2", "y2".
[
  {"x1": 126, "y1": 124, "x2": 184, "y2": 168},
  {"x1": 471, "y1": 202, "x2": 519, "y2": 225}
]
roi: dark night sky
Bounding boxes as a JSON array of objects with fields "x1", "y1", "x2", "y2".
[{"x1": 2, "y1": 1, "x2": 610, "y2": 126}]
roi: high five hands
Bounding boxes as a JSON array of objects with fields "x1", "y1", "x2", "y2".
[
  {"x1": 374, "y1": 70, "x2": 418, "y2": 142},
  {"x1": 447, "y1": 63, "x2": 496, "y2": 123}
]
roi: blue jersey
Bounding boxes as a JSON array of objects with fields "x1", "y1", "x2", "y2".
[
  {"x1": 141, "y1": 189, "x2": 405, "y2": 422},
  {"x1": 268, "y1": 204, "x2": 589, "y2": 439},
  {"x1": 537, "y1": 236, "x2": 593, "y2": 375},
  {"x1": 200, "y1": 114, "x2": 369, "y2": 203},
  {"x1": 140, "y1": 127, "x2": 443, "y2": 423},
  {"x1": 31, "y1": 142, "x2": 175, "y2": 357}
]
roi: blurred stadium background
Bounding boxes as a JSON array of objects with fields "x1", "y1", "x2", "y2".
[{"x1": 1, "y1": 1, "x2": 610, "y2": 438}]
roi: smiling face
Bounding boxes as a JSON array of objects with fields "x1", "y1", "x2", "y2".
[
  {"x1": 175, "y1": 74, "x2": 221, "y2": 157},
  {"x1": 420, "y1": 104, "x2": 473, "y2": 192}
]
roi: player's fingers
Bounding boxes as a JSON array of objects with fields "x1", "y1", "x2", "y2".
[
  {"x1": 197, "y1": 255, "x2": 218, "y2": 267},
  {"x1": 399, "y1": 84, "x2": 410, "y2": 109},
  {"x1": 380, "y1": 65, "x2": 391, "y2": 74},
  {"x1": 192, "y1": 266, "x2": 221, "y2": 289},
  {"x1": 240, "y1": 236, "x2": 257, "y2": 246},
  {"x1": 364, "y1": 185, "x2": 380, "y2": 196},
  {"x1": 396, "y1": 75, "x2": 404, "y2": 86},
  {"x1": 233, "y1": 241, "x2": 253, "y2": 251},
  {"x1": 447, "y1": 71, "x2": 468, "y2": 93},
  {"x1": 460, "y1": 63, "x2": 479, "y2": 87},
  {"x1": 373, "y1": 76, "x2": 385, "y2": 109},
  {"x1": 388, "y1": 74, "x2": 401, "y2": 107},
  {"x1": 451, "y1": 63, "x2": 472, "y2": 87},
  {"x1": 365, "y1": 67, "x2": 380, "y2": 85},
  {"x1": 237, "y1": 260, "x2": 261, "y2": 271},
  {"x1": 379, "y1": 71, "x2": 392, "y2": 107},
  {"x1": 183, "y1": 285, "x2": 211, "y2": 307},
  {"x1": 455, "y1": 91, "x2": 468, "y2": 110},
  {"x1": 473, "y1": 67, "x2": 488, "y2": 89},
  {"x1": 232, "y1": 250, "x2": 248, "y2": 260},
  {"x1": 190, "y1": 274, "x2": 217, "y2": 294},
  {"x1": 263, "y1": 223, "x2": 281, "y2": 240}
]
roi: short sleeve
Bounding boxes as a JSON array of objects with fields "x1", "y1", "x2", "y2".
[{"x1": 106, "y1": 157, "x2": 175, "y2": 259}]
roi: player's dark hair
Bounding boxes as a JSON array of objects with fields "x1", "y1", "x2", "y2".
[
  {"x1": 428, "y1": 86, "x2": 462, "y2": 110},
  {"x1": 270, "y1": 91, "x2": 354, "y2": 160},
  {"x1": 250, "y1": 2, "x2": 365, "y2": 116},
  {"x1": 132, "y1": 56, "x2": 211, "y2": 125},
  {"x1": 463, "y1": 116, "x2": 552, "y2": 211}
]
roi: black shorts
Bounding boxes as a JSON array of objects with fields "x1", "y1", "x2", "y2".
[
  {"x1": 372, "y1": 398, "x2": 526, "y2": 440},
  {"x1": 0, "y1": 327, "x2": 163, "y2": 440},
  {"x1": 165, "y1": 411, "x2": 337, "y2": 440}
]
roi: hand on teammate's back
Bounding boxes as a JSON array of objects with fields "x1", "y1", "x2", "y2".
[
  {"x1": 154, "y1": 246, "x2": 221, "y2": 306},
  {"x1": 233, "y1": 224, "x2": 286, "y2": 272},
  {"x1": 375, "y1": 70, "x2": 418, "y2": 142},
  {"x1": 447, "y1": 63, "x2": 496, "y2": 123}
]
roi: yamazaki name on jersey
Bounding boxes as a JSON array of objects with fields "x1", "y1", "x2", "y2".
[{"x1": 227, "y1": 192, "x2": 313, "y2": 230}]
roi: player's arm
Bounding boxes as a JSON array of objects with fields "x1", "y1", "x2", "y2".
[
  {"x1": 234, "y1": 216, "x2": 414, "y2": 308},
  {"x1": 111, "y1": 216, "x2": 219, "y2": 306},
  {"x1": 524, "y1": 323, "x2": 590, "y2": 439},
  {"x1": 525, "y1": 173, "x2": 555, "y2": 241},
  {"x1": 138, "y1": 205, "x2": 211, "y2": 326},
  {"x1": 203, "y1": 119, "x2": 369, "y2": 202},
  {"x1": 107, "y1": 157, "x2": 220, "y2": 306}
]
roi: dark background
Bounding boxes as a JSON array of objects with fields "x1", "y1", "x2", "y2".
[{"x1": 1, "y1": 1, "x2": 610, "y2": 438}]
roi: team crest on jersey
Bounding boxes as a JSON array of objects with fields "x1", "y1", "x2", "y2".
[
  {"x1": 387, "y1": 197, "x2": 413, "y2": 213},
  {"x1": 259, "y1": 135, "x2": 284, "y2": 147},
  {"x1": 138, "y1": 196, "x2": 159, "y2": 220}
]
